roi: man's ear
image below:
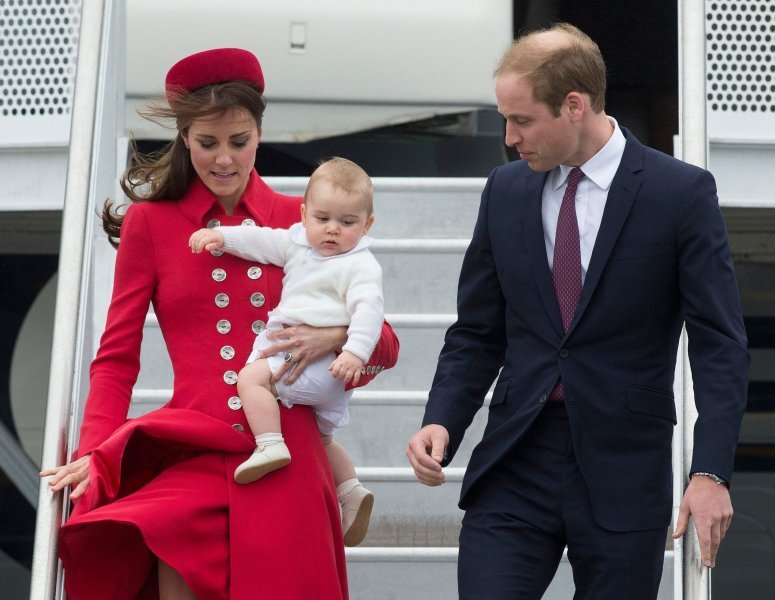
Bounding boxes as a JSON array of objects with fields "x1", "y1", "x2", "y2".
[{"x1": 565, "y1": 91, "x2": 586, "y2": 121}]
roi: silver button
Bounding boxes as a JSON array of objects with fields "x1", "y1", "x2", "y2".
[
  {"x1": 232, "y1": 423, "x2": 245, "y2": 433},
  {"x1": 242, "y1": 218, "x2": 256, "y2": 226},
  {"x1": 210, "y1": 248, "x2": 224, "y2": 257},
  {"x1": 212, "y1": 268, "x2": 227, "y2": 282},
  {"x1": 217, "y1": 319, "x2": 231, "y2": 334},
  {"x1": 207, "y1": 219, "x2": 221, "y2": 229},
  {"x1": 220, "y1": 345, "x2": 235, "y2": 360},
  {"x1": 215, "y1": 293, "x2": 230, "y2": 308},
  {"x1": 224, "y1": 370, "x2": 238, "y2": 385},
  {"x1": 228, "y1": 396, "x2": 243, "y2": 410},
  {"x1": 247, "y1": 266, "x2": 262, "y2": 280},
  {"x1": 252, "y1": 320, "x2": 266, "y2": 334},
  {"x1": 250, "y1": 292, "x2": 266, "y2": 307}
]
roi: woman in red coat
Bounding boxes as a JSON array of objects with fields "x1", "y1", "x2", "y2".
[{"x1": 40, "y1": 48, "x2": 399, "y2": 599}]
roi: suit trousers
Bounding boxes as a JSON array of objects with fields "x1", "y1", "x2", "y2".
[{"x1": 458, "y1": 402, "x2": 667, "y2": 600}]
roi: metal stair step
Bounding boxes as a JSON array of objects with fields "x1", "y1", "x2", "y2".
[
  {"x1": 267, "y1": 176, "x2": 484, "y2": 239},
  {"x1": 345, "y1": 548, "x2": 674, "y2": 600}
]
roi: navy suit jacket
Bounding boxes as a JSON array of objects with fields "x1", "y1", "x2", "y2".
[{"x1": 423, "y1": 130, "x2": 749, "y2": 532}]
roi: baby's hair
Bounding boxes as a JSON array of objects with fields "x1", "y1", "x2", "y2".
[{"x1": 305, "y1": 157, "x2": 374, "y2": 215}]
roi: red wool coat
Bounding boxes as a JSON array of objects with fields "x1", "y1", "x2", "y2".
[{"x1": 58, "y1": 171, "x2": 399, "y2": 599}]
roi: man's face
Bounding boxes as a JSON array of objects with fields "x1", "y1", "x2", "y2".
[{"x1": 495, "y1": 72, "x2": 577, "y2": 172}]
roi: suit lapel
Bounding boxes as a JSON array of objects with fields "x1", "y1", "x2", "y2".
[
  {"x1": 566, "y1": 134, "x2": 645, "y2": 337},
  {"x1": 520, "y1": 169, "x2": 565, "y2": 337}
]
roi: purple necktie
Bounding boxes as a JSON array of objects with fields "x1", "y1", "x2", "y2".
[{"x1": 548, "y1": 167, "x2": 584, "y2": 401}]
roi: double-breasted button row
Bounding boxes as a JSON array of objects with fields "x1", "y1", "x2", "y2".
[{"x1": 203, "y1": 219, "x2": 264, "y2": 429}]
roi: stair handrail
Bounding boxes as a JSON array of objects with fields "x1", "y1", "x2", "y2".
[
  {"x1": 29, "y1": 0, "x2": 124, "y2": 598},
  {"x1": 677, "y1": 0, "x2": 711, "y2": 599}
]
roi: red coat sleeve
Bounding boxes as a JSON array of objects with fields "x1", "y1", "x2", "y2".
[
  {"x1": 346, "y1": 320, "x2": 399, "y2": 390},
  {"x1": 76, "y1": 204, "x2": 157, "y2": 456}
]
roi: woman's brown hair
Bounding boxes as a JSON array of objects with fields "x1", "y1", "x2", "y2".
[{"x1": 102, "y1": 81, "x2": 266, "y2": 248}]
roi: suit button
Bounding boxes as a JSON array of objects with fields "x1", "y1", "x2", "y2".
[
  {"x1": 242, "y1": 218, "x2": 256, "y2": 226},
  {"x1": 250, "y1": 292, "x2": 266, "y2": 307},
  {"x1": 559, "y1": 349, "x2": 569, "y2": 358},
  {"x1": 247, "y1": 266, "x2": 263, "y2": 280},
  {"x1": 212, "y1": 268, "x2": 227, "y2": 282},
  {"x1": 228, "y1": 396, "x2": 242, "y2": 410},
  {"x1": 539, "y1": 394, "x2": 548, "y2": 403},
  {"x1": 224, "y1": 370, "x2": 238, "y2": 385},
  {"x1": 207, "y1": 219, "x2": 221, "y2": 229},
  {"x1": 215, "y1": 293, "x2": 230, "y2": 308},
  {"x1": 252, "y1": 320, "x2": 266, "y2": 334},
  {"x1": 220, "y1": 345, "x2": 235, "y2": 360},
  {"x1": 231, "y1": 423, "x2": 245, "y2": 433},
  {"x1": 210, "y1": 248, "x2": 225, "y2": 257},
  {"x1": 217, "y1": 319, "x2": 231, "y2": 334}
]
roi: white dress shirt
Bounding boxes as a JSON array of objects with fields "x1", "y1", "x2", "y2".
[{"x1": 542, "y1": 118, "x2": 626, "y2": 282}]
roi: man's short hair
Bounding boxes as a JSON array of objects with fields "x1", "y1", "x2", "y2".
[{"x1": 495, "y1": 23, "x2": 607, "y2": 117}]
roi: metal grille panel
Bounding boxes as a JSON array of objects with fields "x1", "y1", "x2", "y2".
[
  {"x1": 706, "y1": 0, "x2": 775, "y2": 140},
  {"x1": 0, "y1": 0, "x2": 81, "y2": 146}
]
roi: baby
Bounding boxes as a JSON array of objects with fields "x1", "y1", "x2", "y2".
[{"x1": 189, "y1": 157, "x2": 384, "y2": 546}]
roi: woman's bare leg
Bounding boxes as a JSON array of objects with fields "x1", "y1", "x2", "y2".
[{"x1": 158, "y1": 560, "x2": 197, "y2": 600}]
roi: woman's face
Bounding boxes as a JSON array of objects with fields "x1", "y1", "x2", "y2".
[{"x1": 183, "y1": 108, "x2": 260, "y2": 211}]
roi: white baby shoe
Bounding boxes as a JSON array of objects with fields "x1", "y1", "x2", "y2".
[
  {"x1": 341, "y1": 484, "x2": 374, "y2": 547},
  {"x1": 234, "y1": 441, "x2": 291, "y2": 484}
]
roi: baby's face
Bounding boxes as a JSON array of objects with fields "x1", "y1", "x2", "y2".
[{"x1": 301, "y1": 181, "x2": 374, "y2": 257}]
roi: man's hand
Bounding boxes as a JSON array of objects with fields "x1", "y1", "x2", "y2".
[
  {"x1": 672, "y1": 475, "x2": 733, "y2": 568},
  {"x1": 406, "y1": 424, "x2": 450, "y2": 486}
]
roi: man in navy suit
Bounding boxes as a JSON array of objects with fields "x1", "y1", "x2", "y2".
[{"x1": 406, "y1": 23, "x2": 748, "y2": 599}]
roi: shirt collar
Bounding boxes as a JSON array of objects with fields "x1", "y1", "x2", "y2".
[
  {"x1": 289, "y1": 222, "x2": 374, "y2": 260},
  {"x1": 551, "y1": 117, "x2": 626, "y2": 192},
  {"x1": 178, "y1": 169, "x2": 277, "y2": 227}
]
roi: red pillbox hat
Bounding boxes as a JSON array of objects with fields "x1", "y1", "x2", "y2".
[{"x1": 165, "y1": 48, "x2": 265, "y2": 105}]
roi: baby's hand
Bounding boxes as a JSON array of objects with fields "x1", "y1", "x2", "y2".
[
  {"x1": 189, "y1": 228, "x2": 224, "y2": 253},
  {"x1": 329, "y1": 351, "x2": 364, "y2": 385}
]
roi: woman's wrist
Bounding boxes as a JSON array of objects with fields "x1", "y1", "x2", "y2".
[{"x1": 322, "y1": 326, "x2": 348, "y2": 354}]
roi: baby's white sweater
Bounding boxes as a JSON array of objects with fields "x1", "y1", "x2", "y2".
[{"x1": 218, "y1": 222, "x2": 384, "y2": 362}]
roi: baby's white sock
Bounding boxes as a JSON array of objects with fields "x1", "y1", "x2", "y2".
[
  {"x1": 255, "y1": 432, "x2": 284, "y2": 447},
  {"x1": 336, "y1": 478, "x2": 361, "y2": 503}
]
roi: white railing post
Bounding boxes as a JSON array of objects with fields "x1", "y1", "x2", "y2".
[
  {"x1": 677, "y1": 0, "x2": 711, "y2": 599},
  {"x1": 28, "y1": 0, "x2": 124, "y2": 598}
]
